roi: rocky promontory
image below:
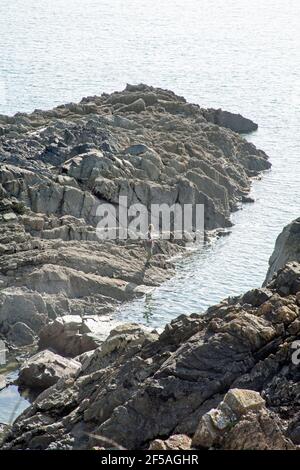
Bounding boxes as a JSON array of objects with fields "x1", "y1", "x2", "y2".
[{"x1": 0, "y1": 84, "x2": 270, "y2": 351}]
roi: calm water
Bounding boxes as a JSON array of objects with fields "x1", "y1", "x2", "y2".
[
  {"x1": 0, "y1": 0, "x2": 300, "y2": 417},
  {"x1": 0, "y1": 370, "x2": 30, "y2": 425}
]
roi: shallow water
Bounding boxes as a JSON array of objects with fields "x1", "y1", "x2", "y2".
[
  {"x1": 0, "y1": 371, "x2": 30, "y2": 425},
  {"x1": 0, "y1": 0, "x2": 300, "y2": 418}
]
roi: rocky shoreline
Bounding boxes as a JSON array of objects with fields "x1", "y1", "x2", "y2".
[
  {"x1": 0, "y1": 221, "x2": 299, "y2": 450},
  {"x1": 0, "y1": 85, "x2": 277, "y2": 449},
  {"x1": 0, "y1": 84, "x2": 270, "y2": 353}
]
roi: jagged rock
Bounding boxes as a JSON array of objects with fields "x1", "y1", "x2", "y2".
[
  {"x1": 7, "y1": 322, "x2": 36, "y2": 347},
  {"x1": 2, "y1": 262, "x2": 300, "y2": 450},
  {"x1": 38, "y1": 317, "x2": 102, "y2": 357},
  {"x1": 268, "y1": 262, "x2": 300, "y2": 296},
  {"x1": 118, "y1": 98, "x2": 146, "y2": 113},
  {"x1": 192, "y1": 389, "x2": 266, "y2": 448},
  {"x1": 17, "y1": 350, "x2": 81, "y2": 391},
  {"x1": 202, "y1": 108, "x2": 258, "y2": 133},
  {"x1": 221, "y1": 408, "x2": 295, "y2": 450},
  {"x1": 149, "y1": 434, "x2": 191, "y2": 450},
  {"x1": 241, "y1": 287, "x2": 273, "y2": 307},
  {"x1": 192, "y1": 389, "x2": 295, "y2": 450},
  {"x1": 265, "y1": 217, "x2": 300, "y2": 284},
  {"x1": 0, "y1": 424, "x2": 10, "y2": 446}
]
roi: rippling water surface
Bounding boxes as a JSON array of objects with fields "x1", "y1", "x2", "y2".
[{"x1": 0, "y1": 3, "x2": 299, "y2": 325}]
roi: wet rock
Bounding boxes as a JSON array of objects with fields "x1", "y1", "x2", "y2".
[{"x1": 17, "y1": 350, "x2": 81, "y2": 391}]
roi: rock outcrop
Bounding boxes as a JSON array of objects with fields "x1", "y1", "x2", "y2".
[
  {"x1": 202, "y1": 108, "x2": 258, "y2": 134},
  {"x1": 265, "y1": 217, "x2": 300, "y2": 284},
  {"x1": 2, "y1": 260, "x2": 300, "y2": 450},
  {"x1": 0, "y1": 85, "x2": 270, "y2": 350}
]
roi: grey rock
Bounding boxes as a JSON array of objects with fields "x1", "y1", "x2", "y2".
[
  {"x1": 7, "y1": 322, "x2": 36, "y2": 347},
  {"x1": 265, "y1": 217, "x2": 300, "y2": 284},
  {"x1": 203, "y1": 108, "x2": 258, "y2": 133},
  {"x1": 38, "y1": 317, "x2": 102, "y2": 357},
  {"x1": 17, "y1": 350, "x2": 81, "y2": 391}
]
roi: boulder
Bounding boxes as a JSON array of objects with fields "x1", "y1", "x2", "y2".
[
  {"x1": 17, "y1": 350, "x2": 81, "y2": 391},
  {"x1": 38, "y1": 317, "x2": 101, "y2": 358},
  {"x1": 203, "y1": 108, "x2": 258, "y2": 133},
  {"x1": 223, "y1": 388, "x2": 265, "y2": 416},
  {"x1": 265, "y1": 217, "x2": 300, "y2": 284},
  {"x1": 192, "y1": 389, "x2": 294, "y2": 450},
  {"x1": 149, "y1": 434, "x2": 191, "y2": 450},
  {"x1": 7, "y1": 322, "x2": 36, "y2": 347}
]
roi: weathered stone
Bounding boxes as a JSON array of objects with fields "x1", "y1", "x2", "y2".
[
  {"x1": 17, "y1": 350, "x2": 81, "y2": 391},
  {"x1": 223, "y1": 389, "x2": 265, "y2": 417},
  {"x1": 0, "y1": 376, "x2": 6, "y2": 391},
  {"x1": 265, "y1": 218, "x2": 300, "y2": 284},
  {"x1": 222, "y1": 409, "x2": 295, "y2": 450},
  {"x1": 38, "y1": 317, "x2": 102, "y2": 357},
  {"x1": 7, "y1": 322, "x2": 36, "y2": 347},
  {"x1": 149, "y1": 434, "x2": 191, "y2": 450},
  {"x1": 203, "y1": 108, "x2": 258, "y2": 133}
]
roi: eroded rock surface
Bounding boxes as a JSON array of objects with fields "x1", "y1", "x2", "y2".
[{"x1": 2, "y1": 261, "x2": 300, "y2": 450}]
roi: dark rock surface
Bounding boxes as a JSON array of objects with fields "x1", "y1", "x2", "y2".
[
  {"x1": 2, "y1": 261, "x2": 299, "y2": 450},
  {"x1": 17, "y1": 350, "x2": 81, "y2": 391},
  {"x1": 202, "y1": 108, "x2": 258, "y2": 134},
  {"x1": 265, "y1": 217, "x2": 300, "y2": 284}
]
